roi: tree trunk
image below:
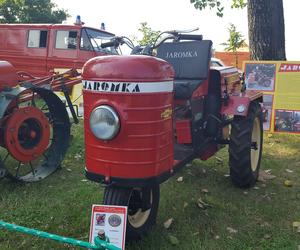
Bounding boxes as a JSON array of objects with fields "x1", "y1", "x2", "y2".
[
  {"x1": 235, "y1": 50, "x2": 238, "y2": 68},
  {"x1": 247, "y1": 0, "x2": 286, "y2": 60}
]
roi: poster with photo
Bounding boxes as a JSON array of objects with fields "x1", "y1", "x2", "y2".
[
  {"x1": 262, "y1": 94, "x2": 274, "y2": 131},
  {"x1": 274, "y1": 109, "x2": 300, "y2": 133},
  {"x1": 243, "y1": 60, "x2": 300, "y2": 134},
  {"x1": 90, "y1": 205, "x2": 127, "y2": 250},
  {"x1": 245, "y1": 63, "x2": 276, "y2": 91}
]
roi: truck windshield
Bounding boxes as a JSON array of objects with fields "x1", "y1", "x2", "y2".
[{"x1": 81, "y1": 28, "x2": 117, "y2": 54}]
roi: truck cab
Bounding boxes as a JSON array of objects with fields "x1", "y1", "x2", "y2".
[{"x1": 0, "y1": 24, "x2": 116, "y2": 76}]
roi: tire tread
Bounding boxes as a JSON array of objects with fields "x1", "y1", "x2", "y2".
[{"x1": 229, "y1": 102, "x2": 263, "y2": 188}]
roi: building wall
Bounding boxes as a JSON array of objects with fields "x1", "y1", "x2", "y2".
[{"x1": 215, "y1": 51, "x2": 250, "y2": 70}]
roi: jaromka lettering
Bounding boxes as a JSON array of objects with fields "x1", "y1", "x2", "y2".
[
  {"x1": 83, "y1": 81, "x2": 140, "y2": 93},
  {"x1": 166, "y1": 51, "x2": 198, "y2": 59},
  {"x1": 82, "y1": 80, "x2": 174, "y2": 93},
  {"x1": 279, "y1": 63, "x2": 300, "y2": 72}
]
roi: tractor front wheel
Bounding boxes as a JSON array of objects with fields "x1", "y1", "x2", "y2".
[
  {"x1": 103, "y1": 185, "x2": 160, "y2": 241},
  {"x1": 229, "y1": 102, "x2": 263, "y2": 188}
]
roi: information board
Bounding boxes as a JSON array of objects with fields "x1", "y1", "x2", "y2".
[
  {"x1": 90, "y1": 204, "x2": 127, "y2": 250},
  {"x1": 244, "y1": 61, "x2": 300, "y2": 134}
]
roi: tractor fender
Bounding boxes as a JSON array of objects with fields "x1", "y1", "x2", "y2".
[
  {"x1": 0, "y1": 86, "x2": 26, "y2": 119},
  {"x1": 221, "y1": 90, "x2": 263, "y2": 117}
]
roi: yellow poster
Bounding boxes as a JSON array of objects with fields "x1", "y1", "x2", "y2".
[{"x1": 244, "y1": 61, "x2": 300, "y2": 134}]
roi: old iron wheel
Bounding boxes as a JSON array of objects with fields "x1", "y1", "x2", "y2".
[
  {"x1": 229, "y1": 101, "x2": 263, "y2": 188},
  {"x1": 103, "y1": 185, "x2": 160, "y2": 241},
  {"x1": 1, "y1": 86, "x2": 70, "y2": 182}
]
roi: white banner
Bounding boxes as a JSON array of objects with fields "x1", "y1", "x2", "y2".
[{"x1": 83, "y1": 80, "x2": 173, "y2": 93}]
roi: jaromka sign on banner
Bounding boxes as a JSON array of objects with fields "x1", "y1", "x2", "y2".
[{"x1": 243, "y1": 61, "x2": 300, "y2": 134}]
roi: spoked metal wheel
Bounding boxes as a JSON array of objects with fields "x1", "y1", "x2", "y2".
[
  {"x1": 229, "y1": 102, "x2": 263, "y2": 188},
  {"x1": 0, "y1": 86, "x2": 70, "y2": 182},
  {"x1": 103, "y1": 185, "x2": 160, "y2": 241}
]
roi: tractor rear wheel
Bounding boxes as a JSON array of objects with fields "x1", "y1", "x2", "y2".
[
  {"x1": 103, "y1": 185, "x2": 159, "y2": 241},
  {"x1": 229, "y1": 102, "x2": 263, "y2": 188}
]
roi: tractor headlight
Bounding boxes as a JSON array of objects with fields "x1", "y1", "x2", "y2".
[{"x1": 89, "y1": 105, "x2": 120, "y2": 140}]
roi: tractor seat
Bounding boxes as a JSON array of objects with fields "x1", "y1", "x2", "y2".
[{"x1": 157, "y1": 40, "x2": 212, "y2": 99}]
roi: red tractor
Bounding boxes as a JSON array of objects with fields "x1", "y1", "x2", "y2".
[{"x1": 82, "y1": 30, "x2": 263, "y2": 240}]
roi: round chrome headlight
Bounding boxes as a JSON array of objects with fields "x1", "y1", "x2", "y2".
[{"x1": 89, "y1": 105, "x2": 120, "y2": 140}]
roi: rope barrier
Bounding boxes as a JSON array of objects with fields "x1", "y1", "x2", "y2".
[{"x1": 0, "y1": 220, "x2": 121, "y2": 250}]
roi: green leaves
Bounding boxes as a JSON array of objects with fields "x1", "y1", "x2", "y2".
[
  {"x1": 190, "y1": 0, "x2": 225, "y2": 17},
  {"x1": 0, "y1": 0, "x2": 69, "y2": 23},
  {"x1": 137, "y1": 22, "x2": 160, "y2": 46},
  {"x1": 231, "y1": 0, "x2": 247, "y2": 8},
  {"x1": 220, "y1": 23, "x2": 245, "y2": 67},
  {"x1": 0, "y1": 0, "x2": 23, "y2": 23},
  {"x1": 221, "y1": 23, "x2": 245, "y2": 52},
  {"x1": 191, "y1": 0, "x2": 247, "y2": 17}
]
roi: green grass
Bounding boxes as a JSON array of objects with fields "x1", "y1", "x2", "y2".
[{"x1": 0, "y1": 123, "x2": 300, "y2": 250}]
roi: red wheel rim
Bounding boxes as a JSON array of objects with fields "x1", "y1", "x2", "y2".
[{"x1": 4, "y1": 106, "x2": 50, "y2": 162}]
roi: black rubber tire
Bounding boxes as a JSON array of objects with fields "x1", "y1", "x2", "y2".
[
  {"x1": 229, "y1": 102, "x2": 263, "y2": 188},
  {"x1": 103, "y1": 185, "x2": 160, "y2": 241}
]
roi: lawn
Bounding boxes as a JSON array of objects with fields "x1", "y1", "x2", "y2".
[{"x1": 0, "y1": 122, "x2": 299, "y2": 250}]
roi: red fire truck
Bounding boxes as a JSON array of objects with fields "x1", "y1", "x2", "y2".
[{"x1": 0, "y1": 23, "x2": 116, "y2": 76}]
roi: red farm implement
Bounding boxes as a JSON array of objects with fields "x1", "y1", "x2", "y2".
[{"x1": 0, "y1": 61, "x2": 81, "y2": 182}]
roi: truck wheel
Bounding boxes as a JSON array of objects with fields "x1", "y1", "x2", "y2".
[
  {"x1": 103, "y1": 185, "x2": 160, "y2": 241},
  {"x1": 229, "y1": 102, "x2": 263, "y2": 188}
]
